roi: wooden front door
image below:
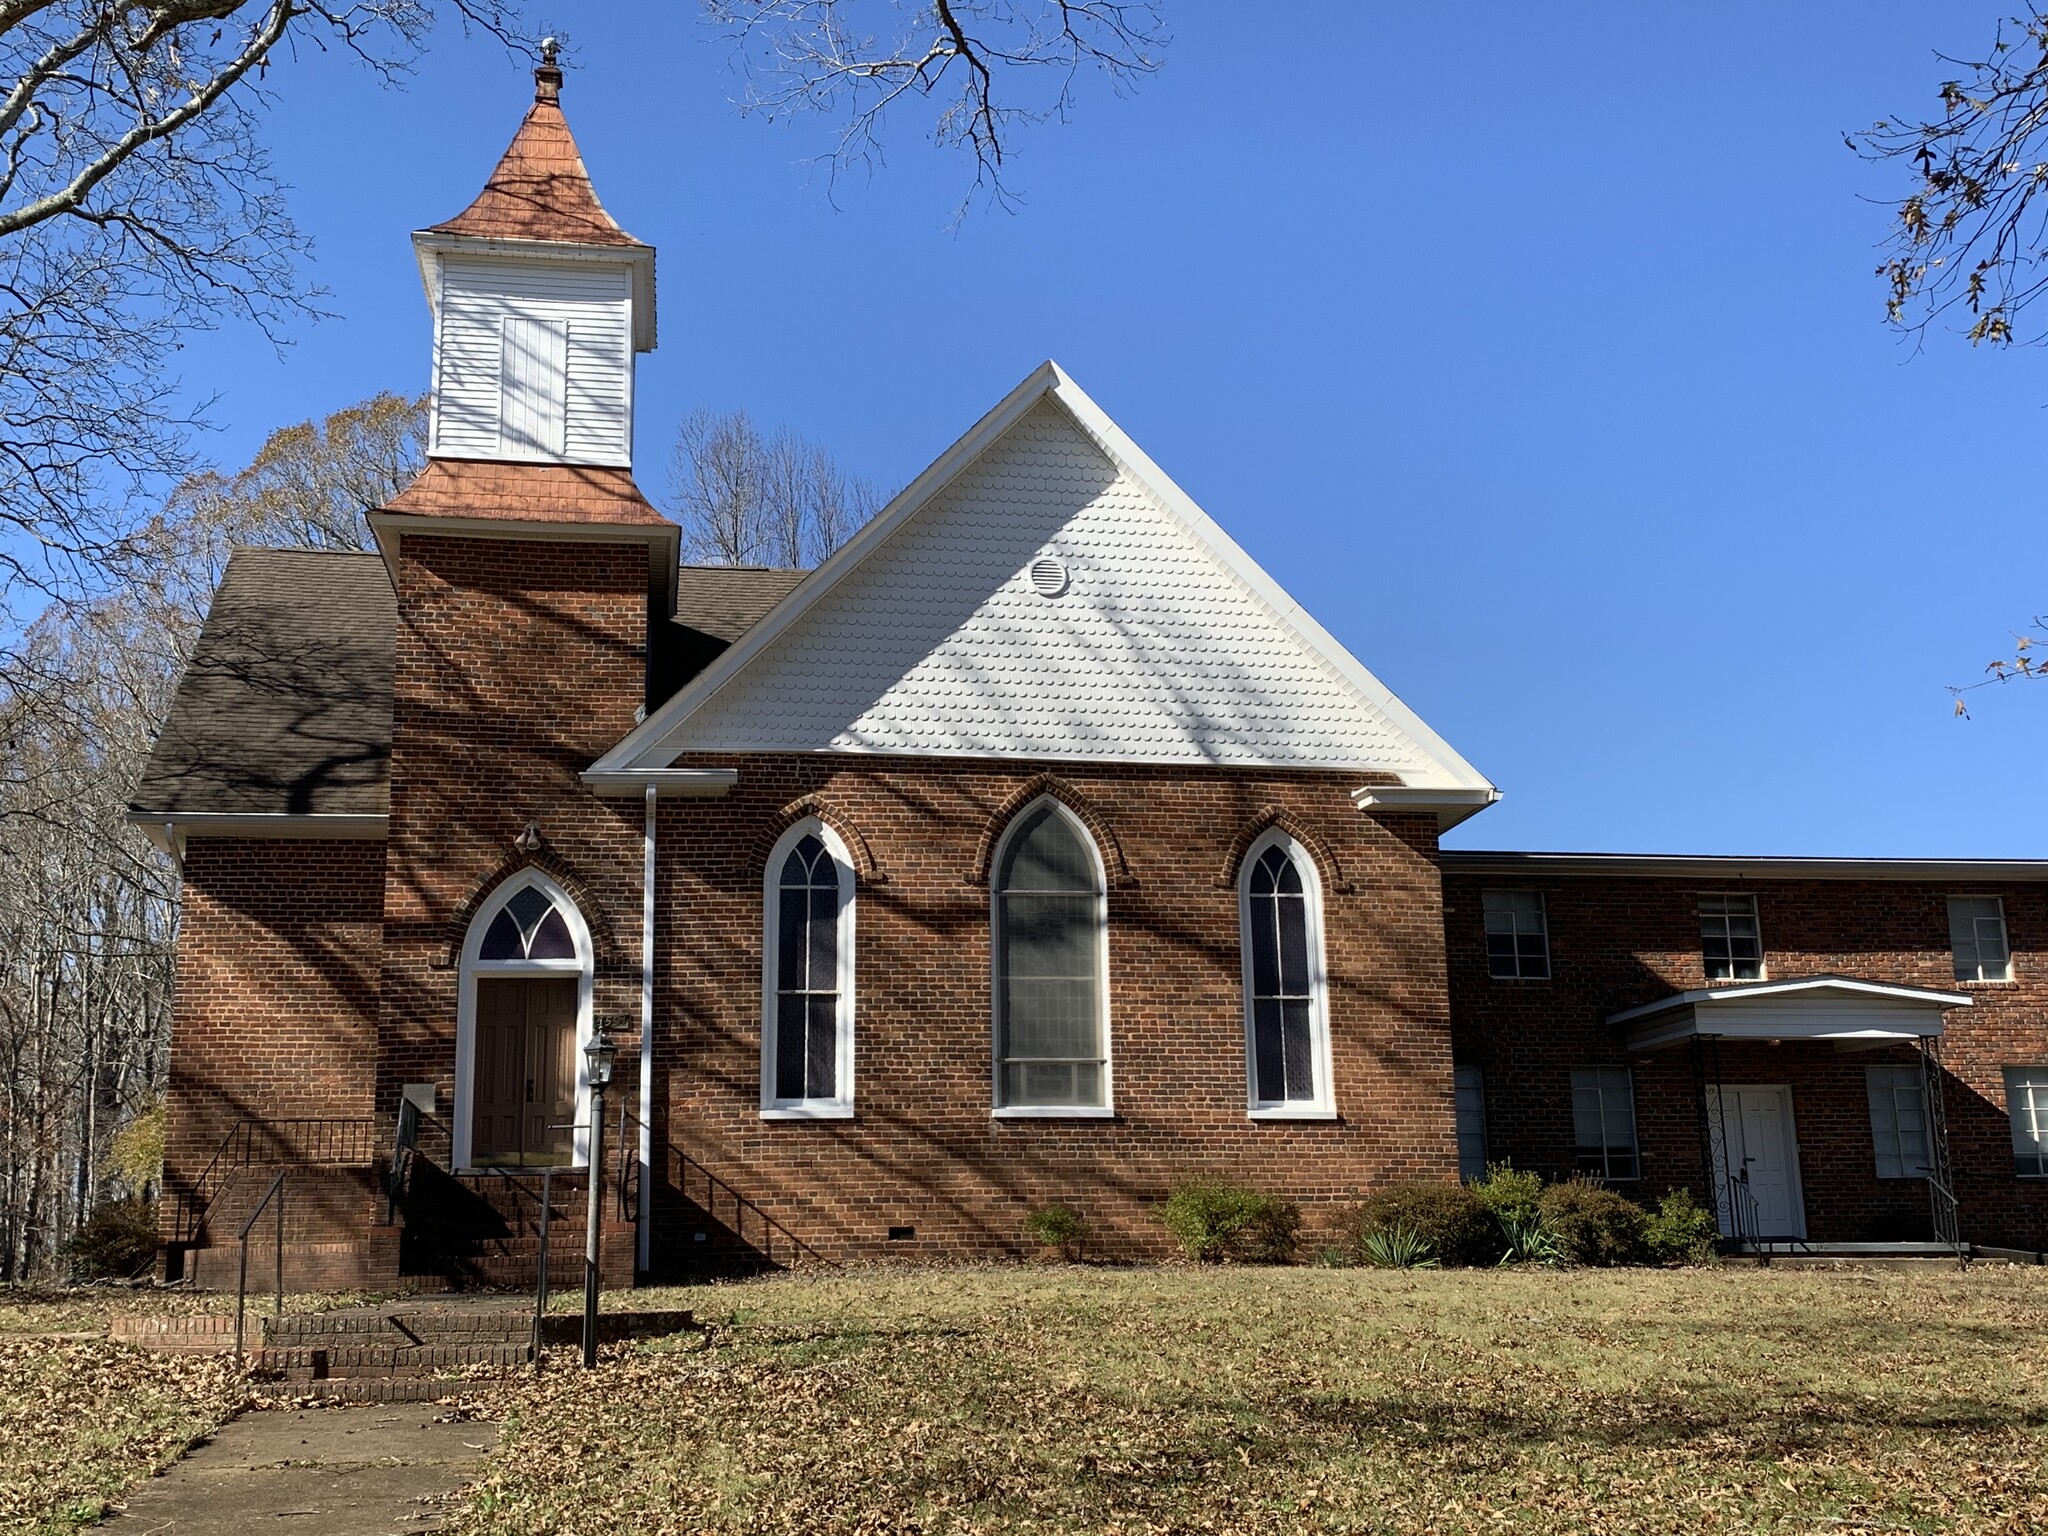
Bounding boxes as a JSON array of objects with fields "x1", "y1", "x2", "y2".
[{"x1": 473, "y1": 977, "x2": 578, "y2": 1167}]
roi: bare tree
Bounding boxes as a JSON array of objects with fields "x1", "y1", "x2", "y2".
[
  {"x1": 670, "y1": 406, "x2": 883, "y2": 567},
  {"x1": 0, "y1": 3, "x2": 515, "y2": 616},
  {"x1": 0, "y1": 392, "x2": 424, "y2": 1277},
  {"x1": 1854, "y1": 7, "x2": 2048, "y2": 347},
  {"x1": 703, "y1": 0, "x2": 1166, "y2": 211}
]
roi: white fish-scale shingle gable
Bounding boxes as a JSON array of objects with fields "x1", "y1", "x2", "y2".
[{"x1": 600, "y1": 364, "x2": 1491, "y2": 789}]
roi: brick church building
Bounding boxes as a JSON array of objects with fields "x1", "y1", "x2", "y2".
[{"x1": 132, "y1": 62, "x2": 2048, "y2": 1287}]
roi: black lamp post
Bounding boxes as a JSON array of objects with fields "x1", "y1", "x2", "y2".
[{"x1": 581, "y1": 1029, "x2": 616, "y2": 1370}]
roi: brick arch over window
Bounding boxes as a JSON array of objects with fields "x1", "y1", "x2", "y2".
[
  {"x1": 437, "y1": 849, "x2": 623, "y2": 971},
  {"x1": 966, "y1": 775, "x2": 1134, "y2": 889},
  {"x1": 757, "y1": 795, "x2": 888, "y2": 886},
  {"x1": 1216, "y1": 806, "x2": 1353, "y2": 894}
]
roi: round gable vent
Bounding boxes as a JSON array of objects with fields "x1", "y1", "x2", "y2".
[{"x1": 1029, "y1": 557, "x2": 1070, "y2": 599}]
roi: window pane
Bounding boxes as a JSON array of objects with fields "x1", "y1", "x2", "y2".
[
  {"x1": 1252, "y1": 998, "x2": 1285, "y2": 1103},
  {"x1": 775, "y1": 992, "x2": 809, "y2": 1100},
  {"x1": 1483, "y1": 889, "x2": 1549, "y2": 980},
  {"x1": 807, "y1": 885, "x2": 838, "y2": 988},
  {"x1": 1250, "y1": 899, "x2": 1282, "y2": 998},
  {"x1": 1276, "y1": 889, "x2": 1311, "y2": 996},
  {"x1": 996, "y1": 806, "x2": 1104, "y2": 1107},
  {"x1": 1700, "y1": 895, "x2": 1762, "y2": 982},
  {"x1": 2007, "y1": 1068, "x2": 2048, "y2": 1177},
  {"x1": 1570, "y1": 1065, "x2": 1638, "y2": 1181},
  {"x1": 1454, "y1": 1065, "x2": 1488, "y2": 1181},
  {"x1": 1866, "y1": 1064, "x2": 1927, "y2": 1179},
  {"x1": 1280, "y1": 998, "x2": 1314, "y2": 1101},
  {"x1": 778, "y1": 886, "x2": 809, "y2": 988},
  {"x1": 526, "y1": 908, "x2": 575, "y2": 960},
  {"x1": 479, "y1": 909, "x2": 525, "y2": 961},
  {"x1": 805, "y1": 993, "x2": 838, "y2": 1100},
  {"x1": 1950, "y1": 896, "x2": 2011, "y2": 982}
]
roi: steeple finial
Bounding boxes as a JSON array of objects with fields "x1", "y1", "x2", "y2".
[{"x1": 535, "y1": 36, "x2": 562, "y2": 103}]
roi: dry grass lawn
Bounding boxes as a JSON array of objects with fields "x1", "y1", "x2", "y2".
[{"x1": 464, "y1": 1264, "x2": 2048, "y2": 1535}]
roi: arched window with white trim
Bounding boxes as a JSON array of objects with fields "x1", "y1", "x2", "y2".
[
  {"x1": 761, "y1": 821, "x2": 856, "y2": 1118},
  {"x1": 992, "y1": 799, "x2": 1110, "y2": 1114},
  {"x1": 1239, "y1": 831, "x2": 1334, "y2": 1117},
  {"x1": 455, "y1": 871, "x2": 594, "y2": 1169}
]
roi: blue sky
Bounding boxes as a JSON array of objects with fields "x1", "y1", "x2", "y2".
[{"x1": 176, "y1": 3, "x2": 2048, "y2": 858}]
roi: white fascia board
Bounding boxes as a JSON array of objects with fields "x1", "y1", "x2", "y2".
[
  {"x1": 1624, "y1": 1011, "x2": 1947, "y2": 1053},
  {"x1": 128, "y1": 811, "x2": 389, "y2": 852},
  {"x1": 597, "y1": 360, "x2": 1496, "y2": 790},
  {"x1": 1353, "y1": 784, "x2": 1502, "y2": 831},
  {"x1": 1607, "y1": 974, "x2": 1973, "y2": 1028},
  {"x1": 411, "y1": 231, "x2": 657, "y2": 351},
  {"x1": 580, "y1": 768, "x2": 737, "y2": 799}
]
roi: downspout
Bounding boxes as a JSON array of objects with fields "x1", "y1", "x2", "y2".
[{"x1": 638, "y1": 782, "x2": 655, "y2": 1274}]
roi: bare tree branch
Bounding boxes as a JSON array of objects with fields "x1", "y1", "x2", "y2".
[{"x1": 701, "y1": 0, "x2": 1166, "y2": 214}]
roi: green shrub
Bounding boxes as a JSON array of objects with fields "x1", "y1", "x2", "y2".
[
  {"x1": 1496, "y1": 1208, "x2": 1563, "y2": 1267},
  {"x1": 1359, "y1": 1221, "x2": 1439, "y2": 1269},
  {"x1": 1536, "y1": 1179, "x2": 1651, "y2": 1266},
  {"x1": 1470, "y1": 1163, "x2": 1544, "y2": 1227},
  {"x1": 1022, "y1": 1202, "x2": 1093, "y2": 1260},
  {"x1": 66, "y1": 1197, "x2": 158, "y2": 1280},
  {"x1": 1644, "y1": 1187, "x2": 1721, "y2": 1266},
  {"x1": 1156, "y1": 1180, "x2": 1300, "y2": 1263},
  {"x1": 1354, "y1": 1180, "x2": 1498, "y2": 1267}
]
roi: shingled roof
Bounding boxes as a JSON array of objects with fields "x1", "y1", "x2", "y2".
[
  {"x1": 131, "y1": 550, "x2": 396, "y2": 820},
  {"x1": 427, "y1": 61, "x2": 643, "y2": 249},
  {"x1": 132, "y1": 550, "x2": 806, "y2": 822}
]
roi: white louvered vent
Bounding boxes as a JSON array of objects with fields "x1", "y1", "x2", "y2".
[{"x1": 1029, "y1": 557, "x2": 1069, "y2": 599}]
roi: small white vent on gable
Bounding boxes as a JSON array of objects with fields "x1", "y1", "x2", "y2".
[{"x1": 1029, "y1": 556, "x2": 1070, "y2": 599}]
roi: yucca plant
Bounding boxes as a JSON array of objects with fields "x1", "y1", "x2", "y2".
[
  {"x1": 1496, "y1": 1209, "x2": 1563, "y2": 1267},
  {"x1": 1358, "y1": 1221, "x2": 1439, "y2": 1269}
]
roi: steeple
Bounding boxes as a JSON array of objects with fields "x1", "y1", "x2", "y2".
[{"x1": 411, "y1": 44, "x2": 656, "y2": 469}]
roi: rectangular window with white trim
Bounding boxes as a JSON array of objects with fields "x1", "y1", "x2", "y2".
[
  {"x1": 2007, "y1": 1067, "x2": 2048, "y2": 1178},
  {"x1": 1699, "y1": 894, "x2": 1763, "y2": 982},
  {"x1": 1949, "y1": 896, "x2": 2012, "y2": 983},
  {"x1": 1570, "y1": 1065, "x2": 1639, "y2": 1180},
  {"x1": 1482, "y1": 889, "x2": 1550, "y2": 980},
  {"x1": 1865, "y1": 1064, "x2": 1930, "y2": 1180}
]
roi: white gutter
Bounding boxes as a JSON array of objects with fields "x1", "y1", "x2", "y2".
[
  {"x1": 581, "y1": 768, "x2": 736, "y2": 799},
  {"x1": 128, "y1": 811, "x2": 389, "y2": 849}
]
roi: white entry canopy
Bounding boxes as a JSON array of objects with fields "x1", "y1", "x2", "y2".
[{"x1": 1610, "y1": 974, "x2": 1971, "y2": 1053}]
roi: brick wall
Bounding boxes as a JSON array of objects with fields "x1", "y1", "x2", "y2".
[
  {"x1": 1442, "y1": 869, "x2": 2048, "y2": 1249},
  {"x1": 649, "y1": 757, "x2": 1457, "y2": 1268},
  {"x1": 378, "y1": 532, "x2": 651, "y2": 1134},
  {"x1": 164, "y1": 837, "x2": 385, "y2": 1243}
]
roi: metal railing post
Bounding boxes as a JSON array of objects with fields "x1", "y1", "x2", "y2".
[{"x1": 534, "y1": 1168, "x2": 552, "y2": 1377}]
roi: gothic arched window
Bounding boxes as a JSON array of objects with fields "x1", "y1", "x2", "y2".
[
  {"x1": 478, "y1": 883, "x2": 577, "y2": 961},
  {"x1": 762, "y1": 824, "x2": 856, "y2": 1116},
  {"x1": 993, "y1": 800, "x2": 1109, "y2": 1112},
  {"x1": 1240, "y1": 832, "x2": 1333, "y2": 1116}
]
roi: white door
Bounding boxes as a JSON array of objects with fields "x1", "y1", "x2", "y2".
[{"x1": 1707, "y1": 1085, "x2": 1806, "y2": 1240}]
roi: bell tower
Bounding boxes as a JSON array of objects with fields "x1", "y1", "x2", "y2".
[{"x1": 410, "y1": 40, "x2": 656, "y2": 468}]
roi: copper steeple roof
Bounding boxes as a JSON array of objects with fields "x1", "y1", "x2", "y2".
[{"x1": 428, "y1": 53, "x2": 644, "y2": 248}]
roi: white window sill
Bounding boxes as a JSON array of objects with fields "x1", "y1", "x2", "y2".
[
  {"x1": 759, "y1": 1106, "x2": 855, "y2": 1122},
  {"x1": 991, "y1": 1106, "x2": 1115, "y2": 1120},
  {"x1": 1960, "y1": 977, "x2": 2016, "y2": 987},
  {"x1": 1247, "y1": 1106, "x2": 1338, "y2": 1122}
]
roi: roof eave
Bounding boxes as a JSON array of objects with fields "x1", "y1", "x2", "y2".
[{"x1": 411, "y1": 230, "x2": 656, "y2": 351}]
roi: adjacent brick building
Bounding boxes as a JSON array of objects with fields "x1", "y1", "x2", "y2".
[{"x1": 132, "y1": 64, "x2": 2048, "y2": 1286}]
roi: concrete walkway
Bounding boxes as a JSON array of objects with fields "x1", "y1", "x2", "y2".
[{"x1": 102, "y1": 1404, "x2": 496, "y2": 1535}]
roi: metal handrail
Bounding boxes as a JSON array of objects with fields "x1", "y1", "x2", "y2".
[
  {"x1": 175, "y1": 1117, "x2": 378, "y2": 1244},
  {"x1": 668, "y1": 1146, "x2": 836, "y2": 1270},
  {"x1": 234, "y1": 1167, "x2": 288, "y2": 1360}
]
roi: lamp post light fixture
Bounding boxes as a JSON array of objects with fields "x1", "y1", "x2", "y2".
[{"x1": 581, "y1": 1029, "x2": 617, "y2": 1370}]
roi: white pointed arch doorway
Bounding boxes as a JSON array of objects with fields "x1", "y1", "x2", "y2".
[{"x1": 452, "y1": 869, "x2": 596, "y2": 1171}]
